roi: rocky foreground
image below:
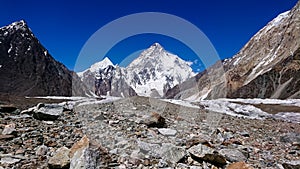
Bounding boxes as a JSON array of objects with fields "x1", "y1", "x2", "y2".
[{"x1": 0, "y1": 96, "x2": 300, "y2": 169}]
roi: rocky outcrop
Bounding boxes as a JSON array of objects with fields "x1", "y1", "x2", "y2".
[
  {"x1": 229, "y1": 49, "x2": 300, "y2": 98},
  {"x1": 0, "y1": 20, "x2": 88, "y2": 96},
  {"x1": 165, "y1": 1, "x2": 300, "y2": 100},
  {"x1": 94, "y1": 65, "x2": 137, "y2": 97}
]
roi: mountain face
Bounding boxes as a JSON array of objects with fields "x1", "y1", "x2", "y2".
[
  {"x1": 78, "y1": 43, "x2": 195, "y2": 98},
  {"x1": 94, "y1": 65, "x2": 137, "y2": 97},
  {"x1": 126, "y1": 43, "x2": 195, "y2": 97},
  {"x1": 77, "y1": 57, "x2": 137, "y2": 97},
  {"x1": 77, "y1": 57, "x2": 114, "y2": 92},
  {"x1": 0, "y1": 20, "x2": 87, "y2": 96},
  {"x1": 166, "y1": 0, "x2": 300, "y2": 100}
]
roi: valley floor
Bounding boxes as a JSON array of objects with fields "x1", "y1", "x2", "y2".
[{"x1": 0, "y1": 96, "x2": 299, "y2": 168}]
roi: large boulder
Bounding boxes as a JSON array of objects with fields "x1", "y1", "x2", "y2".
[{"x1": 33, "y1": 104, "x2": 63, "y2": 121}]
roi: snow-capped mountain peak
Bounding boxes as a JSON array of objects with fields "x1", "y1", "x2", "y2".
[
  {"x1": 78, "y1": 57, "x2": 114, "y2": 77},
  {"x1": 126, "y1": 43, "x2": 195, "y2": 97},
  {"x1": 89, "y1": 57, "x2": 114, "y2": 73},
  {"x1": 0, "y1": 20, "x2": 28, "y2": 33},
  {"x1": 78, "y1": 43, "x2": 195, "y2": 98}
]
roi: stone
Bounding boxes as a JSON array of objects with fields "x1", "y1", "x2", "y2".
[
  {"x1": 15, "y1": 149, "x2": 25, "y2": 155},
  {"x1": 223, "y1": 132, "x2": 234, "y2": 140},
  {"x1": 0, "y1": 134, "x2": 14, "y2": 140},
  {"x1": 226, "y1": 162, "x2": 254, "y2": 169},
  {"x1": 33, "y1": 104, "x2": 64, "y2": 121},
  {"x1": 188, "y1": 144, "x2": 226, "y2": 167},
  {"x1": 69, "y1": 135, "x2": 98, "y2": 169},
  {"x1": 2, "y1": 123, "x2": 16, "y2": 135},
  {"x1": 137, "y1": 141, "x2": 161, "y2": 158},
  {"x1": 62, "y1": 102, "x2": 74, "y2": 111},
  {"x1": 70, "y1": 135, "x2": 89, "y2": 158},
  {"x1": 161, "y1": 143, "x2": 187, "y2": 164},
  {"x1": 239, "y1": 131, "x2": 250, "y2": 137},
  {"x1": 36, "y1": 145, "x2": 48, "y2": 156},
  {"x1": 0, "y1": 157, "x2": 21, "y2": 165},
  {"x1": 158, "y1": 128, "x2": 177, "y2": 136},
  {"x1": 282, "y1": 160, "x2": 300, "y2": 169},
  {"x1": 280, "y1": 133, "x2": 300, "y2": 143},
  {"x1": 48, "y1": 146, "x2": 70, "y2": 169},
  {"x1": 219, "y1": 149, "x2": 247, "y2": 162},
  {"x1": 144, "y1": 112, "x2": 166, "y2": 128},
  {"x1": 177, "y1": 163, "x2": 189, "y2": 168},
  {"x1": 33, "y1": 104, "x2": 63, "y2": 121}
]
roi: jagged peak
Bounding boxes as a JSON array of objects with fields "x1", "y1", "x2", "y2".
[
  {"x1": 0, "y1": 20, "x2": 28, "y2": 30},
  {"x1": 149, "y1": 42, "x2": 164, "y2": 51},
  {"x1": 151, "y1": 42, "x2": 163, "y2": 48}
]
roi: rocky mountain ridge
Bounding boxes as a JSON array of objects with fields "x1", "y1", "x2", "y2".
[
  {"x1": 78, "y1": 43, "x2": 195, "y2": 98},
  {"x1": 0, "y1": 20, "x2": 88, "y2": 96},
  {"x1": 165, "y1": 0, "x2": 300, "y2": 100}
]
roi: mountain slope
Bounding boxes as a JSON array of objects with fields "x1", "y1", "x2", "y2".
[
  {"x1": 78, "y1": 57, "x2": 114, "y2": 92},
  {"x1": 94, "y1": 65, "x2": 137, "y2": 97},
  {"x1": 166, "y1": 0, "x2": 300, "y2": 100},
  {"x1": 0, "y1": 20, "x2": 87, "y2": 96}
]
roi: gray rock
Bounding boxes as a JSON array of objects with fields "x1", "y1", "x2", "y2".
[
  {"x1": 143, "y1": 112, "x2": 166, "y2": 128},
  {"x1": 280, "y1": 133, "x2": 300, "y2": 143},
  {"x1": 70, "y1": 135, "x2": 99, "y2": 169},
  {"x1": 33, "y1": 104, "x2": 64, "y2": 121},
  {"x1": 36, "y1": 145, "x2": 48, "y2": 156},
  {"x1": 70, "y1": 147, "x2": 88, "y2": 169},
  {"x1": 62, "y1": 102, "x2": 74, "y2": 111},
  {"x1": 48, "y1": 146, "x2": 70, "y2": 169},
  {"x1": 223, "y1": 132, "x2": 234, "y2": 140},
  {"x1": 188, "y1": 144, "x2": 214, "y2": 159},
  {"x1": 239, "y1": 131, "x2": 250, "y2": 137},
  {"x1": 137, "y1": 141, "x2": 161, "y2": 158},
  {"x1": 158, "y1": 128, "x2": 177, "y2": 136},
  {"x1": 0, "y1": 157, "x2": 21, "y2": 164},
  {"x1": 219, "y1": 148, "x2": 247, "y2": 162},
  {"x1": 2, "y1": 123, "x2": 16, "y2": 135},
  {"x1": 161, "y1": 143, "x2": 187, "y2": 164},
  {"x1": 282, "y1": 160, "x2": 300, "y2": 169},
  {"x1": 177, "y1": 163, "x2": 189, "y2": 168},
  {"x1": 188, "y1": 144, "x2": 226, "y2": 167}
]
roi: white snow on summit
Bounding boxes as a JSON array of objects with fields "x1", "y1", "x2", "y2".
[
  {"x1": 126, "y1": 43, "x2": 195, "y2": 97},
  {"x1": 77, "y1": 57, "x2": 114, "y2": 78},
  {"x1": 77, "y1": 43, "x2": 195, "y2": 98}
]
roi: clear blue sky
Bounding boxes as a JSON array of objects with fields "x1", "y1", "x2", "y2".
[{"x1": 0, "y1": 0, "x2": 298, "y2": 72}]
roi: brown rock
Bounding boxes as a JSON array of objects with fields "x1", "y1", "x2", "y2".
[
  {"x1": 226, "y1": 162, "x2": 254, "y2": 169},
  {"x1": 69, "y1": 135, "x2": 89, "y2": 158},
  {"x1": 144, "y1": 112, "x2": 166, "y2": 128},
  {"x1": 48, "y1": 146, "x2": 70, "y2": 169},
  {"x1": 0, "y1": 134, "x2": 14, "y2": 140}
]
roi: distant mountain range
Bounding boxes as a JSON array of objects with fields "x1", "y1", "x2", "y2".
[
  {"x1": 0, "y1": 20, "x2": 88, "y2": 96},
  {"x1": 78, "y1": 43, "x2": 195, "y2": 98},
  {"x1": 0, "y1": 1, "x2": 299, "y2": 99}
]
